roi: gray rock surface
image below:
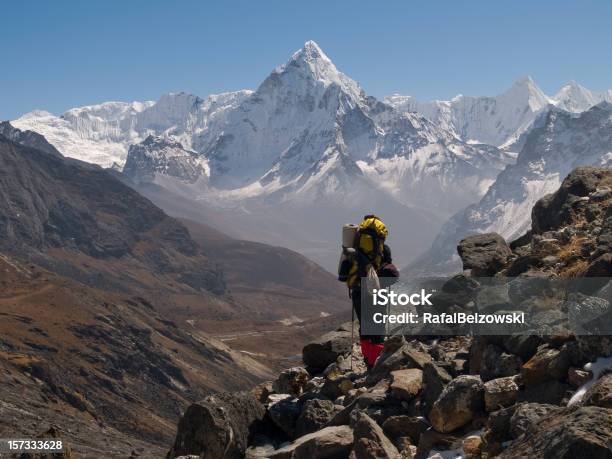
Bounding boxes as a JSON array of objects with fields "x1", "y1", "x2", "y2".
[{"x1": 167, "y1": 392, "x2": 265, "y2": 459}]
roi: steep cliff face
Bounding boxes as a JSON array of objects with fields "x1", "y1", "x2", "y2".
[{"x1": 166, "y1": 167, "x2": 612, "y2": 459}]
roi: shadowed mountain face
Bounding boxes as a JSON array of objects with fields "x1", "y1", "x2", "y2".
[
  {"x1": 0, "y1": 134, "x2": 225, "y2": 294},
  {"x1": 0, "y1": 121, "x2": 63, "y2": 158},
  {"x1": 0, "y1": 134, "x2": 347, "y2": 456}
]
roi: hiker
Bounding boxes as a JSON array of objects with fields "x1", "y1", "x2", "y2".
[{"x1": 339, "y1": 215, "x2": 399, "y2": 368}]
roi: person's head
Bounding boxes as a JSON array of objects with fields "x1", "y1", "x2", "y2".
[{"x1": 383, "y1": 244, "x2": 392, "y2": 263}]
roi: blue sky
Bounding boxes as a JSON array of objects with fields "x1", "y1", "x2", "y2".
[{"x1": 2, "y1": 0, "x2": 611, "y2": 119}]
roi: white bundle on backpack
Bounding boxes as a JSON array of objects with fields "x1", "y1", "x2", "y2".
[
  {"x1": 365, "y1": 264, "x2": 380, "y2": 294},
  {"x1": 342, "y1": 224, "x2": 359, "y2": 248}
]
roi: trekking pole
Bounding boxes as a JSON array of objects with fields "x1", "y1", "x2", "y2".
[{"x1": 350, "y1": 304, "x2": 355, "y2": 371}]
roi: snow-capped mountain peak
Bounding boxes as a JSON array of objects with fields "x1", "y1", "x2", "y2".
[
  {"x1": 504, "y1": 75, "x2": 551, "y2": 110},
  {"x1": 386, "y1": 76, "x2": 611, "y2": 148},
  {"x1": 553, "y1": 80, "x2": 600, "y2": 112},
  {"x1": 269, "y1": 41, "x2": 362, "y2": 100}
]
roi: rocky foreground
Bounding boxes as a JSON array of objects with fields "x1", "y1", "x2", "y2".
[{"x1": 166, "y1": 167, "x2": 612, "y2": 459}]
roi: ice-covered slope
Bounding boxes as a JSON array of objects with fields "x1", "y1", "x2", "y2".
[
  {"x1": 408, "y1": 102, "x2": 612, "y2": 275},
  {"x1": 386, "y1": 77, "x2": 612, "y2": 148},
  {"x1": 12, "y1": 91, "x2": 251, "y2": 167}
]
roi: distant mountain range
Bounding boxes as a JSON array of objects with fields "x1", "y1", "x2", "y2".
[
  {"x1": 10, "y1": 41, "x2": 612, "y2": 271},
  {"x1": 386, "y1": 77, "x2": 612, "y2": 148},
  {"x1": 407, "y1": 102, "x2": 612, "y2": 275}
]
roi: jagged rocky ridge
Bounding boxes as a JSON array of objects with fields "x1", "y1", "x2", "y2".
[
  {"x1": 0, "y1": 121, "x2": 63, "y2": 158},
  {"x1": 166, "y1": 167, "x2": 612, "y2": 459},
  {"x1": 123, "y1": 135, "x2": 209, "y2": 184}
]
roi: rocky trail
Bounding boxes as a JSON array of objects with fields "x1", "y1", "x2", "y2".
[{"x1": 165, "y1": 167, "x2": 612, "y2": 459}]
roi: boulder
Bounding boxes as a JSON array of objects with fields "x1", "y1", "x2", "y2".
[
  {"x1": 501, "y1": 406, "x2": 612, "y2": 458},
  {"x1": 422, "y1": 362, "x2": 453, "y2": 411},
  {"x1": 521, "y1": 346, "x2": 570, "y2": 386},
  {"x1": 167, "y1": 392, "x2": 265, "y2": 459},
  {"x1": 428, "y1": 375, "x2": 485, "y2": 433},
  {"x1": 517, "y1": 380, "x2": 570, "y2": 405},
  {"x1": 389, "y1": 369, "x2": 423, "y2": 402},
  {"x1": 484, "y1": 376, "x2": 519, "y2": 412},
  {"x1": 303, "y1": 330, "x2": 352, "y2": 372},
  {"x1": 381, "y1": 415, "x2": 429, "y2": 445},
  {"x1": 273, "y1": 367, "x2": 310, "y2": 396},
  {"x1": 583, "y1": 373, "x2": 612, "y2": 408},
  {"x1": 321, "y1": 373, "x2": 354, "y2": 399},
  {"x1": 501, "y1": 334, "x2": 541, "y2": 361},
  {"x1": 268, "y1": 426, "x2": 354, "y2": 459},
  {"x1": 352, "y1": 412, "x2": 401, "y2": 459},
  {"x1": 295, "y1": 398, "x2": 338, "y2": 437},
  {"x1": 367, "y1": 341, "x2": 431, "y2": 385},
  {"x1": 457, "y1": 233, "x2": 512, "y2": 276},
  {"x1": 269, "y1": 397, "x2": 302, "y2": 438},
  {"x1": 532, "y1": 167, "x2": 607, "y2": 234},
  {"x1": 480, "y1": 344, "x2": 522, "y2": 381},
  {"x1": 483, "y1": 404, "x2": 516, "y2": 445},
  {"x1": 327, "y1": 385, "x2": 389, "y2": 427},
  {"x1": 509, "y1": 403, "x2": 560, "y2": 439},
  {"x1": 585, "y1": 253, "x2": 612, "y2": 277}
]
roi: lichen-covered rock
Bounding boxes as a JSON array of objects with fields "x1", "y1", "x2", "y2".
[
  {"x1": 532, "y1": 167, "x2": 609, "y2": 234},
  {"x1": 501, "y1": 406, "x2": 612, "y2": 458},
  {"x1": 273, "y1": 367, "x2": 310, "y2": 396},
  {"x1": 389, "y1": 368, "x2": 423, "y2": 402},
  {"x1": 521, "y1": 345, "x2": 570, "y2": 386},
  {"x1": 583, "y1": 373, "x2": 612, "y2": 409},
  {"x1": 484, "y1": 376, "x2": 519, "y2": 412},
  {"x1": 351, "y1": 412, "x2": 401, "y2": 459},
  {"x1": 428, "y1": 375, "x2": 485, "y2": 433},
  {"x1": 509, "y1": 402, "x2": 560, "y2": 439},
  {"x1": 295, "y1": 398, "x2": 338, "y2": 437}
]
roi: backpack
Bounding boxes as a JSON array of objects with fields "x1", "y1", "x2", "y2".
[{"x1": 342, "y1": 215, "x2": 388, "y2": 288}]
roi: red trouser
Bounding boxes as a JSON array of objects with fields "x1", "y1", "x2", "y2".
[
  {"x1": 360, "y1": 339, "x2": 384, "y2": 367},
  {"x1": 352, "y1": 287, "x2": 385, "y2": 366}
]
